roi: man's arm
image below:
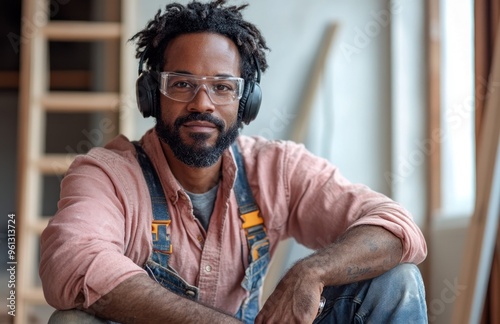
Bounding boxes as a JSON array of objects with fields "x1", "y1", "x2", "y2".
[
  {"x1": 255, "y1": 225, "x2": 403, "y2": 324},
  {"x1": 87, "y1": 273, "x2": 241, "y2": 324}
]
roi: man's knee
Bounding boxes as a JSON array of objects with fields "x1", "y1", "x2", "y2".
[
  {"x1": 314, "y1": 264, "x2": 427, "y2": 323},
  {"x1": 380, "y1": 263, "x2": 425, "y2": 295},
  {"x1": 48, "y1": 309, "x2": 108, "y2": 324}
]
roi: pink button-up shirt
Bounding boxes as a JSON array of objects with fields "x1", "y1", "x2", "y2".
[{"x1": 39, "y1": 129, "x2": 427, "y2": 314}]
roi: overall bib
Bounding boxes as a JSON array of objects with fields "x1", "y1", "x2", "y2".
[{"x1": 134, "y1": 142, "x2": 270, "y2": 324}]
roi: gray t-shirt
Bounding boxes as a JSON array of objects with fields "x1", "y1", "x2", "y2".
[{"x1": 185, "y1": 184, "x2": 219, "y2": 231}]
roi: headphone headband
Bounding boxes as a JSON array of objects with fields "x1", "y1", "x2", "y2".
[
  {"x1": 254, "y1": 55, "x2": 261, "y2": 83},
  {"x1": 138, "y1": 46, "x2": 153, "y2": 76}
]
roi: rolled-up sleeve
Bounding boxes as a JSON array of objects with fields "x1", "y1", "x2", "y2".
[
  {"x1": 242, "y1": 137, "x2": 427, "y2": 265},
  {"x1": 39, "y1": 146, "x2": 151, "y2": 309}
]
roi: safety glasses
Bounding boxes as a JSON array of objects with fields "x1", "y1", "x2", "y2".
[{"x1": 159, "y1": 72, "x2": 244, "y2": 105}]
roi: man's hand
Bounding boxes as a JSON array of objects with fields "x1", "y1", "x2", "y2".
[
  {"x1": 256, "y1": 225, "x2": 403, "y2": 324},
  {"x1": 255, "y1": 262, "x2": 323, "y2": 324}
]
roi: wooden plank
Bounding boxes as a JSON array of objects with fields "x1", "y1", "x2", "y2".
[
  {"x1": 421, "y1": 0, "x2": 441, "y2": 300},
  {"x1": 16, "y1": 0, "x2": 49, "y2": 322},
  {"x1": 426, "y1": 0, "x2": 441, "y2": 215},
  {"x1": 0, "y1": 70, "x2": 92, "y2": 90},
  {"x1": 263, "y1": 22, "x2": 339, "y2": 302},
  {"x1": 28, "y1": 218, "x2": 51, "y2": 235},
  {"x1": 488, "y1": 237, "x2": 500, "y2": 322},
  {"x1": 452, "y1": 19, "x2": 500, "y2": 324},
  {"x1": 42, "y1": 21, "x2": 121, "y2": 41},
  {"x1": 36, "y1": 154, "x2": 77, "y2": 174},
  {"x1": 23, "y1": 287, "x2": 47, "y2": 304},
  {"x1": 289, "y1": 22, "x2": 338, "y2": 143},
  {"x1": 41, "y1": 92, "x2": 119, "y2": 112},
  {"x1": 119, "y1": 0, "x2": 138, "y2": 138}
]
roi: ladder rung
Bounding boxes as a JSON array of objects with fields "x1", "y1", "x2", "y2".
[
  {"x1": 42, "y1": 21, "x2": 122, "y2": 41},
  {"x1": 23, "y1": 287, "x2": 47, "y2": 304},
  {"x1": 36, "y1": 154, "x2": 77, "y2": 175},
  {"x1": 41, "y1": 92, "x2": 119, "y2": 112},
  {"x1": 28, "y1": 218, "x2": 51, "y2": 235}
]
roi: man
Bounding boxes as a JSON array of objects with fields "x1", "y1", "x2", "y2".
[{"x1": 40, "y1": 1, "x2": 428, "y2": 323}]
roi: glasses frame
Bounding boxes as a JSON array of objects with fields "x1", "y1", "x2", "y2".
[{"x1": 159, "y1": 72, "x2": 245, "y2": 105}]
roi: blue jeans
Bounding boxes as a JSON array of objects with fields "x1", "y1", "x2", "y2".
[
  {"x1": 314, "y1": 263, "x2": 427, "y2": 323},
  {"x1": 48, "y1": 263, "x2": 427, "y2": 323}
]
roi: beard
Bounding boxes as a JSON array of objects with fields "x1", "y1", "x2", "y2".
[{"x1": 155, "y1": 113, "x2": 240, "y2": 168}]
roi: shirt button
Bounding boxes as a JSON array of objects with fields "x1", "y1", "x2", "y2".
[
  {"x1": 185, "y1": 290, "x2": 196, "y2": 297},
  {"x1": 205, "y1": 265, "x2": 212, "y2": 272}
]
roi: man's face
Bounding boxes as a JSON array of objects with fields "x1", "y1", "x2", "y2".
[{"x1": 156, "y1": 32, "x2": 241, "y2": 168}]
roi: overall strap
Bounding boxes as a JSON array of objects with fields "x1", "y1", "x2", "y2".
[
  {"x1": 132, "y1": 141, "x2": 173, "y2": 266},
  {"x1": 133, "y1": 140, "x2": 266, "y2": 269},
  {"x1": 231, "y1": 143, "x2": 268, "y2": 263}
]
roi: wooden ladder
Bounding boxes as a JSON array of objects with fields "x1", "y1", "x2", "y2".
[{"x1": 16, "y1": 0, "x2": 136, "y2": 322}]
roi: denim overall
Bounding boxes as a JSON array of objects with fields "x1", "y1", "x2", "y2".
[{"x1": 133, "y1": 142, "x2": 270, "y2": 323}]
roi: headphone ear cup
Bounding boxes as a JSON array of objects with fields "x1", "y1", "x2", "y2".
[
  {"x1": 239, "y1": 81, "x2": 262, "y2": 125},
  {"x1": 136, "y1": 71, "x2": 159, "y2": 118}
]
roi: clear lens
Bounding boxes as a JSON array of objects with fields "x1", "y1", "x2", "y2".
[{"x1": 159, "y1": 72, "x2": 244, "y2": 105}]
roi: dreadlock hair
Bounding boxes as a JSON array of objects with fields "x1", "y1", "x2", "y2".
[{"x1": 129, "y1": 0, "x2": 269, "y2": 82}]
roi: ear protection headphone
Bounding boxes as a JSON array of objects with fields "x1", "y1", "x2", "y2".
[
  {"x1": 135, "y1": 46, "x2": 160, "y2": 119},
  {"x1": 239, "y1": 57, "x2": 262, "y2": 125},
  {"x1": 135, "y1": 46, "x2": 262, "y2": 124}
]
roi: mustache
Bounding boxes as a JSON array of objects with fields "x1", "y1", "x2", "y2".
[{"x1": 174, "y1": 113, "x2": 225, "y2": 131}]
